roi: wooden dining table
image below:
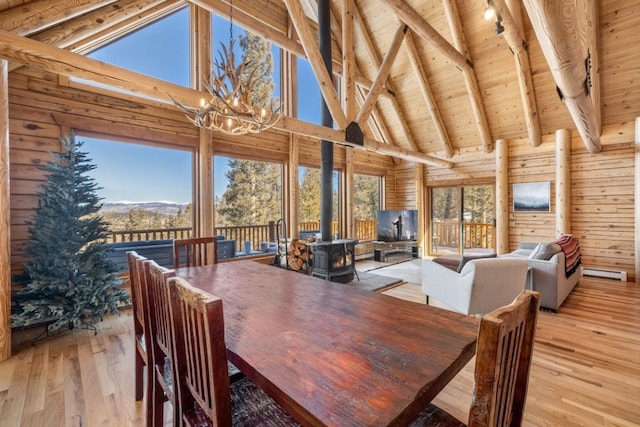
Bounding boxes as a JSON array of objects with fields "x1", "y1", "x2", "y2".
[{"x1": 176, "y1": 261, "x2": 480, "y2": 426}]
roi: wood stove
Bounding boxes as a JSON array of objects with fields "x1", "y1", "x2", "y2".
[{"x1": 308, "y1": 239, "x2": 357, "y2": 283}]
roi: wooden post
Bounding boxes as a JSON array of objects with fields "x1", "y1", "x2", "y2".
[
  {"x1": 556, "y1": 129, "x2": 571, "y2": 237},
  {"x1": 288, "y1": 133, "x2": 299, "y2": 238},
  {"x1": 495, "y1": 139, "x2": 509, "y2": 255},
  {"x1": 416, "y1": 163, "x2": 425, "y2": 255},
  {"x1": 635, "y1": 117, "x2": 640, "y2": 283},
  {"x1": 0, "y1": 59, "x2": 11, "y2": 361},
  {"x1": 345, "y1": 148, "x2": 354, "y2": 239}
]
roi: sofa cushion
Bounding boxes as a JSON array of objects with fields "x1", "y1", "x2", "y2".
[
  {"x1": 528, "y1": 242, "x2": 562, "y2": 260},
  {"x1": 456, "y1": 253, "x2": 497, "y2": 273}
]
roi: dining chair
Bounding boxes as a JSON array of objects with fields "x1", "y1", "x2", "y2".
[
  {"x1": 173, "y1": 236, "x2": 218, "y2": 268},
  {"x1": 167, "y1": 275, "x2": 299, "y2": 426},
  {"x1": 143, "y1": 260, "x2": 179, "y2": 427},
  {"x1": 126, "y1": 251, "x2": 150, "y2": 402},
  {"x1": 410, "y1": 289, "x2": 541, "y2": 427}
]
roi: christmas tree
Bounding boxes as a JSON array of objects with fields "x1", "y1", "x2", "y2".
[{"x1": 12, "y1": 132, "x2": 130, "y2": 332}]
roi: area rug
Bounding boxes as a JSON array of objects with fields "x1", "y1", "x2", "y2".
[{"x1": 345, "y1": 271, "x2": 403, "y2": 292}]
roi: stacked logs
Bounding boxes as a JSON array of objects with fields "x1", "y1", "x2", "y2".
[{"x1": 287, "y1": 239, "x2": 309, "y2": 272}]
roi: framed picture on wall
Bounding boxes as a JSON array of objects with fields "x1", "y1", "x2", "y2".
[{"x1": 513, "y1": 181, "x2": 550, "y2": 212}]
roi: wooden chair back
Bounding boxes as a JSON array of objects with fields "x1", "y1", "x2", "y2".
[
  {"x1": 173, "y1": 237, "x2": 218, "y2": 268},
  {"x1": 168, "y1": 276, "x2": 233, "y2": 426},
  {"x1": 126, "y1": 251, "x2": 149, "y2": 401},
  {"x1": 143, "y1": 260, "x2": 179, "y2": 426},
  {"x1": 468, "y1": 289, "x2": 540, "y2": 426}
]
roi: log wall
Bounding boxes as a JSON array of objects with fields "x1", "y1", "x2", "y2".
[
  {"x1": 424, "y1": 126, "x2": 637, "y2": 281},
  {"x1": 7, "y1": 67, "x2": 396, "y2": 285}
]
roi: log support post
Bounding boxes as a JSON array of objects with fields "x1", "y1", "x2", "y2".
[
  {"x1": 556, "y1": 129, "x2": 571, "y2": 237},
  {"x1": 635, "y1": 117, "x2": 640, "y2": 283},
  {"x1": 0, "y1": 59, "x2": 11, "y2": 361},
  {"x1": 496, "y1": 139, "x2": 509, "y2": 255}
]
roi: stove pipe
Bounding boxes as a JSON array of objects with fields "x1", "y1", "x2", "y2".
[{"x1": 319, "y1": 0, "x2": 333, "y2": 242}]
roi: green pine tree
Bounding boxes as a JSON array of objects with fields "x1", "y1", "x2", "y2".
[
  {"x1": 218, "y1": 159, "x2": 282, "y2": 225},
  {"x1": 299, "y1": 168, "x2": 321, "y2": 223},
  {"x1": 12, "y1": 132, "x2": 130, "y2": 331},
  {"x1": 239, "y1": 32, "x2": 279, "y2": 110}
]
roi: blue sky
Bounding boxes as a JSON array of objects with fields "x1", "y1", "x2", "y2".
[{"x1": 82, "y1": 6, "x2": 321, "y2": 203}]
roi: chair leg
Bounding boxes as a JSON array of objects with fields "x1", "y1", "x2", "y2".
[
  {"x1": 151, "y1": 375, "x2": 165, "y2": 427},
  {"x1": 135, "y1": 353, "x2": 144, "y2": 401},
  {"x1": 425, "y1": 295, "x2": 429, "y2": 305}
]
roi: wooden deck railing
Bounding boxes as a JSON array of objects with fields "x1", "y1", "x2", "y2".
[
  {"x1": 106, "y1": 219, "x2": 380, "y2": 253},
  {"x1": 432, "y1": 221, "x2": 494, "y2": 250}
]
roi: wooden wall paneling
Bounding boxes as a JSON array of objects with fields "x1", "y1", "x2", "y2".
[
  {"x1": 556, "y1": 129, "x2": 571, "y2": 236},
  {"x1": 1, "y1": 58, "x2": 11, "y2": 361}
]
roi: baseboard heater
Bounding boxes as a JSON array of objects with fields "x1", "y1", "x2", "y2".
[{"x1": 581, "y1": 267, "x2": 627, "y2": 281}]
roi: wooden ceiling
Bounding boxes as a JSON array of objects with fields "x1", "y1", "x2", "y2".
[{"x1": 1, "y1": 0, "x2": 638, "y2": 166}]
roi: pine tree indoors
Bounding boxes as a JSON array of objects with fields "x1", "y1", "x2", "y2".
[{"x1": 12, "y1": 132, "x2": 130, "y2": 332}]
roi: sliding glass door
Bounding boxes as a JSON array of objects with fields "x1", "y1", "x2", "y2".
[{"x1": 430, "y1": 185, "x2": 495, "y2": 256}]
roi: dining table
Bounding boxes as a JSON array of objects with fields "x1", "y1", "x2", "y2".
[{"x1": 176, "y1": 260, "x2": 480, "y2": 426}]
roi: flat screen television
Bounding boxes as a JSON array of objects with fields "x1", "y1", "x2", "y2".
[{"x1": 377, "y1": 209, "x2": 418, "y2": 242}]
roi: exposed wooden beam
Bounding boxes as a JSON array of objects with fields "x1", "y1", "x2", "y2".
[
  {"x1": 354, "y1": 5, "x2": 419, "y2": 152},
  {"x1": 523, "y1": 0, "x2": 601, "y2": 153},
  {"x1": 378, "y1": 0, "x2": 468, "y2": 70},
  {"x1": 282, "y1": 0, "x2": 348, "y2": 129},
  {"x1": 189, "y1": 0, "x2": 392, "y2": 100},
  {"x1": 494, "y1": 0, "x2": 541, "y2": 147},
  {"x1": 555, "y1": 129, "x2": 571, "y2": 236},
  {"x1": 495, "y1": 139, "x2": 508, "y2": 255},
  {"x1": 6, "y1": 0, "x2": 176, "y2": 73},
  {"x1": 30, "y1": 0, "x2": 170, "y2": 50},
  {"x1": 355, "y1": 23, "x2": 407, "y2": 125},
  {"x1": 442, "y1": 0, "x2": 494, "y2": 153},
  {"x1": 588, "y1": 0, "x2": 601, "y2": 134},
  {"x1": 342, "y1": 0, "x2": 357, "y2": 122},
  {"x1": 0, "y1": 0, "x2": 117, "y2": 36},
  {"x1": 405, "y1": 31, "x2": 454, "y2": 158},
  {"x1": 0, "y1": 29, "x2": 447, "y2": 167},
  {"x1": 0, "y1": 59, "x2": 10, "y2": 362}
]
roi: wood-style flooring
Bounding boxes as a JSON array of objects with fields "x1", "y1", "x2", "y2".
[{"x1": 1, "y1": 274, "x2": 638, "y2": 426}]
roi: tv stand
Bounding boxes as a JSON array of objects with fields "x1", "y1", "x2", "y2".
[{"x1": 373, "y1": 241, "x2": 419, "y2": 262}]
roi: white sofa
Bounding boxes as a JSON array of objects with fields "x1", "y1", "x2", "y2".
[
  {"x1": 421, "y1": 257, "x2": 529, "y2": 316},
  {"x1": 502, "y1": 242, "x2": 581, "y2": 311}
]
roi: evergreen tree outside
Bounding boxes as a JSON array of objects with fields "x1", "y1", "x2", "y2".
[
  {"x1": 217, "y1": 159, "x2": 282, "y2": 226},
  {"x1": 298, "y1": 167, "x2": 321, "y2": 223},
  {"x1": 239, "y1": 32, "x2": 279, "y2": 110},
  {"x1": 353, "y1": 174, "x2": 380, "y2": 220},
  {"x1": 12, "y1": 132, "x2": 130, "y2": 331}
]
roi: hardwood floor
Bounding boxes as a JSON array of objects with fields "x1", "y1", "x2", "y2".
[{"x1": 1, "y1": 275, "x2": 638, "y2": 426}]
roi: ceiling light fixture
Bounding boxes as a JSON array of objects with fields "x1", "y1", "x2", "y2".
[
  {"x1": 172, "y1": 0, "x2": 280, "y2": 135},
  {"x1": 483, "y1": 1, "x2": 496, "y2": 20}
]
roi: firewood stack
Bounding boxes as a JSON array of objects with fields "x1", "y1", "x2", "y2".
[{"x1": 288, "y1": 239, "x2": 309, "y2": 272}]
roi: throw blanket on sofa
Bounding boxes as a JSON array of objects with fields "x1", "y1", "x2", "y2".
[{"x1": 553, "y1": 234, "x2": 582, "y2": 278}]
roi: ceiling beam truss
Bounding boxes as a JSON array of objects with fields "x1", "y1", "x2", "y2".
[{"x1": 523, "y1": 0, "x2": 601, "y2": 153}]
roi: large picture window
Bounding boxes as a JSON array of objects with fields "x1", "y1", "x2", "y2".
[
  {"x1": 82, "y1": 136, "x2": 192, "y2": 241},
  {"x1": 353, "y1": 173, "x2": 381, "y2": 240}
]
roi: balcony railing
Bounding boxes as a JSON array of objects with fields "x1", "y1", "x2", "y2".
[
  {"x1": 432, "y1": 221, "x2": 494, "y2": 251},
  {"x1": 105, "y1": 219, "x2": 380, "y2": 253}
]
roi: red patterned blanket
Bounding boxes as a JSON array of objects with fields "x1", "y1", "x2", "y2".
[{"x1": 553, "y1": 234, "x2": 582, "y2": 278}]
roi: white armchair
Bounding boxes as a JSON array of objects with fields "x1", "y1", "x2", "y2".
[{"x1": 422, "y1": 257, "x2": 529, "y2": 315}]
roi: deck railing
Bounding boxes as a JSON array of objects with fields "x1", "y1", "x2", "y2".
[
  {"x1": 432, "y1": 221, "x2": 494, "y2": 250},
  {"x1": 106, "y1": 219, "x2": 380, "y2": 253}
]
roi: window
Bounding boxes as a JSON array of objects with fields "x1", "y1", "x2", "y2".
[
  {"x1": 297, "y1": 57, "x2": 322, "y2": 124},
  {"x1": 430, "y1": 185, "x2": 495, "y2": 255},
  {"x1": 298, "y1": 166, "x2": 340, "y2": 237},
  {"x1": 80, "y1": 7, "x2": 190, "y2": 91},
  {"x1": 353, "y1": 173, "x2": 382, "y2": 240},
  {"x1": 82, "y1": 136, "x2": 192, "y2": 239},
  {"x1": 212, "y1": 15, "x2": 281, "y2": 105},
  {"x1": 214, "y1": 156, "x2": 283, "y2": 226}
]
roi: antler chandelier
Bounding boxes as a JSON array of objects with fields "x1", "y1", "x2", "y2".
[{"x1": 173, "y1": 0, "x2": 280, "y2": 135}]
